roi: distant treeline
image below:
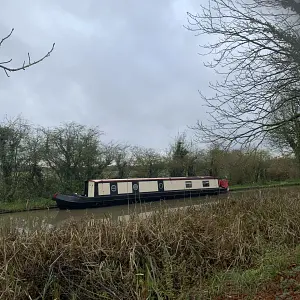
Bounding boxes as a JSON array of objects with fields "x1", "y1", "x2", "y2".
[{"x1": 0, "y1": 117, "x2": 298, "y2": 201}]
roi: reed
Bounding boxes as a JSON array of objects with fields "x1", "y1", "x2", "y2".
[{"x1": 1, "y1": 187, "x2": 300, "y2": 299}]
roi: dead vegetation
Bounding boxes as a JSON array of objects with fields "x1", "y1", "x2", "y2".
[{"x1": 1, "y1": 187, "x2": 300, "y2": 299}]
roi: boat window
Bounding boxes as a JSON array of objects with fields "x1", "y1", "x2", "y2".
[
  {"x1": 185, "y1": 181, "x2": 192, "y2": 188},
  {"x1": 202, "y1": 180, "x2": 210, "y2": 187}
]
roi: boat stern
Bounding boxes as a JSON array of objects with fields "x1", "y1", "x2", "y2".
[{"x1": 218, "y1": 178, "x2": 229, "y2": 192}]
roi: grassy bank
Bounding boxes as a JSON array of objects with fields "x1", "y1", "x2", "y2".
[
  {"x1": 1, "y1": 187, "x2": 300, "y2": 299},
  {"x1": 230, "y1": 178, "x2": 300, "y2": 190},
  {"x1": 0, "y1": 197, "x2": 55, "y2": 214}
]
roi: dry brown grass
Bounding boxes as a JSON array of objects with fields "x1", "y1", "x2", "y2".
[{"x1": 1, "y1": 187, "x2": 300, "y2": 299}]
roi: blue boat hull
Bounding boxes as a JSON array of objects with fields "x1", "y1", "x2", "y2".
[{"x1": 53, "y1": 187, "x2": 229, "y2": 210}]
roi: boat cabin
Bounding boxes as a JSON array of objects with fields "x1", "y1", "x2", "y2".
[{"x1": 83, "y1": 176, "x2": 222, "y2": 198}]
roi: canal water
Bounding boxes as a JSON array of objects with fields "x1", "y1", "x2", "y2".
[{"x1": 0, "y1": 193, "x2": 230, "y2": 233}]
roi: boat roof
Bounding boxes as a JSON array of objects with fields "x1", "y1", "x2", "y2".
[{"x1": 89, "y1": 176, "x2": 216, "y2": 183}]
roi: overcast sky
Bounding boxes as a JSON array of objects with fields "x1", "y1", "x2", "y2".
[{"x1": 0, "y1": 0, "x2": 216, "y2": 151}]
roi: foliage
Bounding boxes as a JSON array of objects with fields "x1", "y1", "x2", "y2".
[
  {"x1": 0, "y1": 116, "x2": 298, "y2": 204},
  {"x1": 131, "y1": 146, "x2": 165, "y2": 178},
  {"x1": 42, "y1": 122, "x2": 103, "y2": 192}
]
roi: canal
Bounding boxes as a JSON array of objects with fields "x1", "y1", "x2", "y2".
[{"x1": 0, "y1": 193, "x2": 230, "y2": 232}]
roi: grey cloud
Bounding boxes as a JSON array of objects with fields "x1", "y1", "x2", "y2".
[{"x1": 0, "y1": 0, "x2": 214, "y2": 150}]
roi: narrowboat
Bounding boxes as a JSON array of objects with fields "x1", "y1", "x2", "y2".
[{"x1": 52, "y1": 176, "x2": 229, "y2": 210}]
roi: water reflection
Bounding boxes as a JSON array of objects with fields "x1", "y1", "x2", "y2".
[{"x1": 0, "y1": 193, "x2": 228, "y2": 233}]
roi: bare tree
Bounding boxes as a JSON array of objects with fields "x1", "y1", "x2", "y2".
[
  {"x1": 167, "y1": 133, "x2": 189, "y2": 177},
  {"x1": 24, "y1": 126, "x2": 45, "y2": 196},
  {"x1": 267, "y1": 90, "x2": 300, "y2": 164},
  {"x1": 185, "y1": 0, "x2": 300, "y2": 148},
  {"x1": 42, "y1": 122, "x2": 103, "y2": 192},
  {"x1": 113, "y1": 144, "x2": 134, "y2": 179},
  {"x1": 0, "y1": 28, "x2": 55, "y2": 77},
  {"x1": 205, "y1": 143, "x2": 226, "y2": 177},
  {"x1": 166, "y1": 132, "x2": 206, "y2": 177},
  {"x1": 95, "y1": 142, "x2": 117, "y2": 179},
  {"x1": 131, "y1": 146, "x2": 164, "y2": 178},
  {"x1": 0, "y1": 116, "x2": 31, "y2": 200}
]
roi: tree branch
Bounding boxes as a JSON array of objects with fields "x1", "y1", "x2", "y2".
[
  {"x1": 185, "y1": 0, "x2": 300, "y2": 149},
  {"x1": 0, "y1": 28, "x2": 55, "y2": 77}
]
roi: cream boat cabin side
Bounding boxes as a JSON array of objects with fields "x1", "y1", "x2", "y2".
[{"x1": 52, "y1": 176, "x2": 229, "y2": 210}]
